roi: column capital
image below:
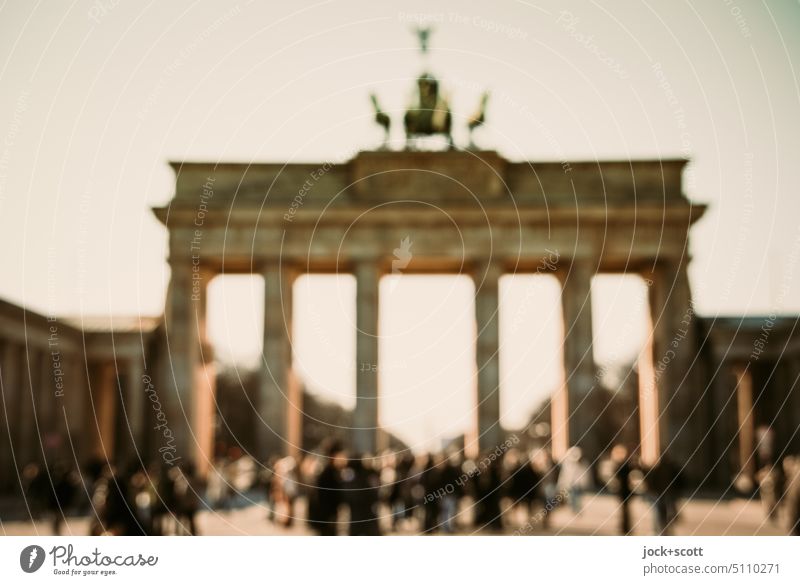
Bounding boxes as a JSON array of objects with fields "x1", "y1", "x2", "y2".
[
  {"x1": 471, "y1": 258, "x2": 504, "y2": 284},
  {"x1": 168, "y1": 258, "x2": 192, "y2": 277},
  {"x1": 168, "y1": 258, "x2": 216, "y2": 307},
  {"x1": 554, "y1": 257, "x2": 597, "y2": 284},
  {"x1": 259, "y1": 257, "x2": 299, "y2": 274},
  {"x1": 644, "y1": 258, "x2": 691, "y2": 282},
  {"x1": 353, "y1": 258, "x2": 383, "y2": 276}
]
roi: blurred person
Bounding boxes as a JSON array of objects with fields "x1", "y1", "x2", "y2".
[
  {"x1": 89, "y1": 464, "x2": 141, "y2": 535},
  {"x1": 142, "y1": 463, "x2": 164, "y2": 535},
  {"x1": 128, "y1": 466, "x2": 154, "y2": 535},
  {"x1": 272, "y1": 455, "x2": 299, "y2": 527},
  {"x1": 380, "y1": 453, "x2": 399, "y2": 525},
  {"x1": 506, "y1": 449, "x2": 542, "y2": 527},
  {"x1": 783, "y1": 456, "x2": 800, "y2": 536},
  {"x1": 457, "y1": 457, "x2": 479, "y2": 529},
  {"x1": 388, "y1": 451, "x2": 415, "y2": 529},
  {"x1": 610, "y1": 445, "x2": 634, "y2": 535},
  {"x1": 259, "y1": 456, "x2": 278, "y2": 521},
  {"x1": 756, "y1": 462, "x2": 785, "y2": 525},
  {"x1": 533, "y1": 449, "x2": 560, "y2": 529},
  {"x1": 170, "y1": 462, "x2": 204, "y2": 535},
  {"x1": 84, "y1": 458, "x2": 105, "y2": 486},
  {"x1": 399, "y1": 452, "x2": 417, "y2": 523},
  {"x1": 300, "y1": 451, "x2": 323, "y2": 499},
  {"x1": 307, "y1": 440, "x2": 346, "y2": 536},
  {"x1": 646, "y1": 455, "x2": 681, "y2": 536},
  {"x1": 756, "y1": 425, "x2": 775, "y2": 469},
  {"x1": 231, "y1": 453, "x2": 258, "y2": 495},
  {"x1": 220, "y1": 448, "x2": 244, "y2": 509},
  {"x1": 76, "y1": 458, "x2": 106, "y2": 517},
  {"x1": 439, "y1": 452, "x2": 462, "y2": 533},
  {"x1": 408, "y1": 454, "x2": 429, "y2": 530},
  {"x1": 48, "y1": 463, "x2": 79, "y2": 535},
  {"x1": 207, "y1": 456, "x2": 233, "y2": 512},
  {"x1": 22, "y1": 463, "x2": 49, "y2": 520},
  {"x1": 420, "y1": 453, "x2": 441, "y2": 533},
  {"x1": 503, "y1": 450, "x2": 523, "y2": 522},
  {"x1": 88, "y1": 466, "x2": 110, "y2": 536},
  {"x1": 473, "y1": 451, "x2": 504, "y2": 532},
  {"x1": 558, "y1": 447, "x2": 591, "y2": 515},
  {"x1": 111, "y1": 466, "x2": 144, "y2": 535},
  {"x1": 150, "y1": 463, "x2": 175, "y2": 535},
  {"x1": 343, "y1": 455, "x2": 382, "y2": 536}
]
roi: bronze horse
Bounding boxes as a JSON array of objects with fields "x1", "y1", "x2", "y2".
[{"x1": 403, "y1": 73, "x2": 453, "y2": 149}]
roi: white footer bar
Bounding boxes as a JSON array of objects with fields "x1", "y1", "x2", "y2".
[{"x1": 1, "y1": 536, "x2": 797, "y2": 583}]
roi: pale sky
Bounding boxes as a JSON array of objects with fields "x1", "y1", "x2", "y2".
[{"x1": 1, "y1": 1, "x2": 799, "y2": 449}]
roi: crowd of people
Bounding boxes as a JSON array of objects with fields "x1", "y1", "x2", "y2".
[
  {"x1": 262, "y1": 439, "x2": 583, "y2": 536},
  {"x1": 603, "y1": 445, "x2": 684, "y2": 536},
  {"x1": 22, "y1": 460, "x2": 204, "y2": 536},
  {"x1": 19, "y1": 441, "x2": 586, "y2": 536},
  {"x1": 756, "y1": 456, "x2": 800, "y2": 535},
  {"x1": 16, "y1": 440, "x2": 800, "y2": 536}
]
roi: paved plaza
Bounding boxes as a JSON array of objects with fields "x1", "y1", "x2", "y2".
[{"x1": 2, "y1": 494, "x2": 787, "y2": 537}]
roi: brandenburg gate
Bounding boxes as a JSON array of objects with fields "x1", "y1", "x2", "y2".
[{"x1": 153, "y1": 150, "x2": 706, "y2": 475}]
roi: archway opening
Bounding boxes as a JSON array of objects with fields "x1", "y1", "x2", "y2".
[
  {"x1": 499, "y1": 273, "x2": 564, "y2": 453},
  {"x1": 206, "y1": 274, "x2": 264, "y2": 457},
  {"x1": 379, "y1": 274, "x2": 475, "y2": 453},
  {"x1": 292, "y1": 273, "x2": 356, "y2": 449},
  {"x1": 591, "y1": 274, "x2": 652, "y2": 462}
]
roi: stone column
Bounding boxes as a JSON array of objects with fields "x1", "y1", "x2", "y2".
[
  {"x1": 91, "y1": 361, "x2": 118, "y2": 461},
  {"x1": 560, "y1": 261, "x2": 597, "y2": 457},
  {"x1": 259, "y1": 261, "x2": 296, "y2": 460},
  {"x1": 64, "y1": 352, "x2": 87, "y2": 464},
  {"x1": 192, "y1": 266, "x2": 216, "y2": 477},
  {"x1": 790, "y1": 357, "x2": 800, "y2": 455},
  {"x1": 353, "y1": 261, "x2": 380, "y2": 455},
  {"x1": 473, "y1": 260, "x2": 503, "y2": 452},
  {"x1": 0, "y1": 342, "x2": 21, "y2": 489},
  {"x1": 165, "y1": 260, "x2": 217, "y2": 474},
  {"x1": 773, "y1": 359, "x2": 794, "y2": 459},
  {"x1": 17, "y1": 348, "x2": 41, "y2": 466},
  {"x1": 164, "y1": 261, "x2": 198, "y2": 464},
  {"x1": 40, "y1": 347, "x2": 57, "y2": 454},
  {"x1": 123, "y1": 354, "x2": 145, "y2": 465},
  {"x1": 733, "y1": 363, "x2": 756, "y2": 483},
  {"x1": 648, "y1": 261, "x2": 698, "y2": 473},
  {"x1": 710, "y1": 361, "x2": 738, "y2": 487}
]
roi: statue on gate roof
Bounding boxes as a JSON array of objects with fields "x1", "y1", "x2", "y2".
[
  {"x1": 403, "y1": 70, "x2": 454, "y2": 150},
  {"x1": 368, "y1": 27, "x2": 490, "y2": 151}
]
